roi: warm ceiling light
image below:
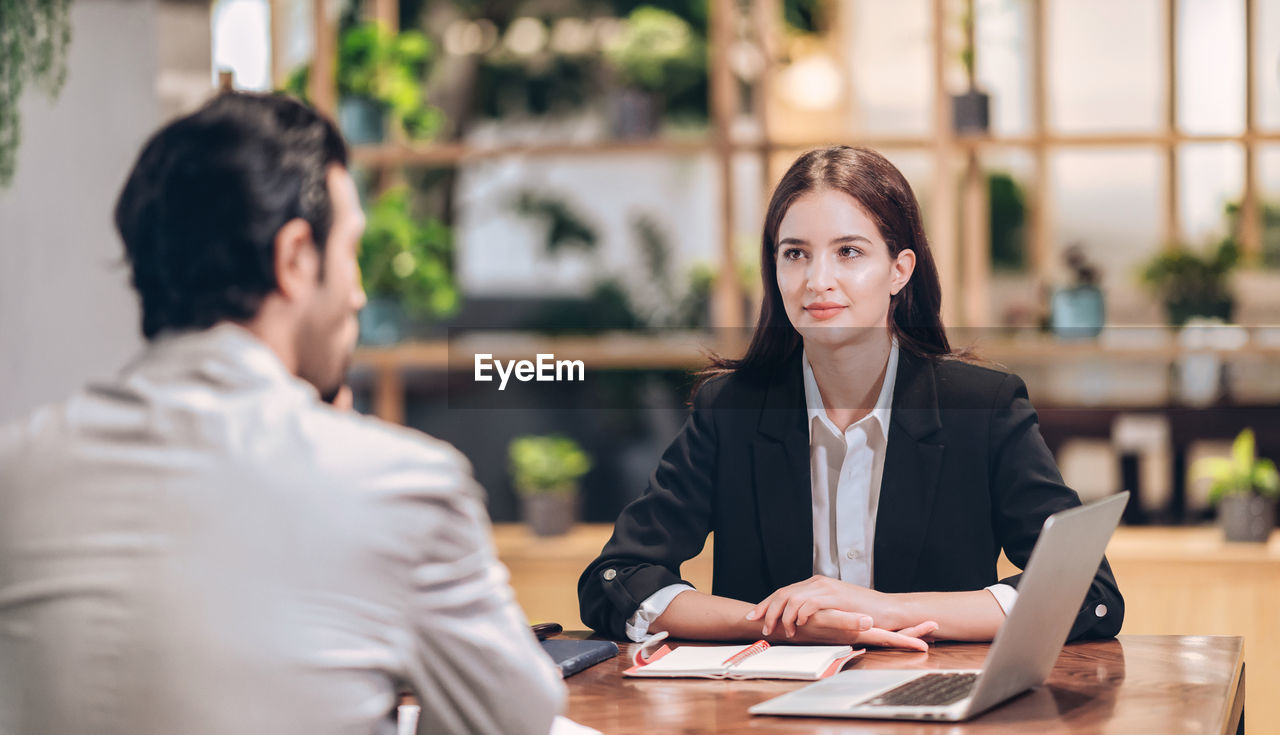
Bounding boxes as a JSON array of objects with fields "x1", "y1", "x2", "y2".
[
  {"x1": 505, "y1": 17, "x2": 548, "y2": 57},
  {"x1": 444, "y1": 19, "x2": 484, "y2": 55},
  {"x1": 780, "y1": 54, "x2": 842, "y2": 110},
  {"x1": 550, "y1": 17, "x2": 593, "y2": 55}
]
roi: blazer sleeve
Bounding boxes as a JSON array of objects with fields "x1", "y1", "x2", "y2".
[
  {"x1": 988, "y1": 373, "x2": 1124, "y2": 642},
  {"x1": 577, "y1": 379, "x2": 722, "y2": 639}
]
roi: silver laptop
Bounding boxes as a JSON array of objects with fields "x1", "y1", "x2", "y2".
[{"x1": 749, "y1": 491, "x2": 1128, "y2": 722}]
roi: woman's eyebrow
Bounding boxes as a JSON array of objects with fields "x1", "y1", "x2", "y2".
[{"x1": 778, "y1": 234, "x2": 873, "y2": 245}]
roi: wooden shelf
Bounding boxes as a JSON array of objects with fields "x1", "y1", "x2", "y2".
[
  {"x1": 352, "y1": 331, "x2": 741, "y2": 372},
  {"x1": 349, "y1": 129, "x2": 1280, "y2": 170},
  {"x1": 969, "y1": 333, "x2": 1280, "y2": 364},
  {"x1": 349, "y1": 331, "x2": 1280, "y2": 423},
  {"x1": 349, "y1": 138, "x2": 723, "y2": 167},
  {"x1": 350, "y1": 331, "x2": 1280, "y2": 374}
]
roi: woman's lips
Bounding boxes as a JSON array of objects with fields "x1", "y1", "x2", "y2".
[{"x1": 804, "y1": 303, "x2": 846, "y2": 321}]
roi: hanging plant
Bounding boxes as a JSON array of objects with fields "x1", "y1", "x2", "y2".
[{"x1": 1, "y1": 0, "x2": 72, "y2": 188}]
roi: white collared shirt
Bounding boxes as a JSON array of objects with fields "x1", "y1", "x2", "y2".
[
  {"x1": 803, "y1": 342, "x2": 897, "y2": 586},
  {"x1": 624, "y1": 342, "x2": 1016, "y2": 642}
]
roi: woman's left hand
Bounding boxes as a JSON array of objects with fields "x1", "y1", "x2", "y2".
[{"x1": 746, "y1": 575, "x2": 899, "y2": 638}]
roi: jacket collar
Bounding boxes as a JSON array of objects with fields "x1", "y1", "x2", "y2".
[
  {"x1": 756, "y1": 347, "x2": 941, "y2": 441},
  {"x1": 756, "y1": 351, "x2": 807, "y2": 441},
  {"x1": 888, "y1": 349, "x2": 943, "y2": 441}
]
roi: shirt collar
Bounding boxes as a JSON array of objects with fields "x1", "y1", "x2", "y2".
[
  {"x1": 802, "y1": 339, "x2": 899, "y2": 442},
  {"x1": 123, "y1": 322, "x2": 317, "y2": 400}
]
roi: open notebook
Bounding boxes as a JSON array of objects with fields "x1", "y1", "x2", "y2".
[{"x1": 624, "y1": 641, "x2": 862, "y2": 680}]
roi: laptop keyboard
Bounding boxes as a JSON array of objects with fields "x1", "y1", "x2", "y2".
[{"x1": 863, "y1": 673, "x2": 979, "y2": 707}]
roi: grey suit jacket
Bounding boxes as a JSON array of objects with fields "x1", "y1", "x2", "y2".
[{"x1": 0, "y1": 324, "x2": 565, "y2": 735}]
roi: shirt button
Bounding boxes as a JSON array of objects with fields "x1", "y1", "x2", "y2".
[
  {"x1": 846, "y1": 550, "x2": 862, "y2": 560},
  {"x1": 602, "y1": 569, "x2": 617, "y2": 581},
  {"x1": 1094, "y1": 604, "x2": 1107, "y2": 618}
]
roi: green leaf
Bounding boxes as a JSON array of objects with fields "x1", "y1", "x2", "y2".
[
  {"x1": 358, "y1": 186, "x2": 458, "y2": 319},
  {"x1": 1253, "y1": 459, "x2": 1279, "y2": 497},
  {"x1": 509, "y1": 435, "x2": 592, "y2": 494},
  {"x1": 0, "y1": 0, "x2": 72, "y2": 188},
  {"x1": 329, "y1": 21, "x2": 444, "y2": 142},
  {"x1": 1232, "y1": 428, "x2": 1256, "y2": 473},
  {"x1": 604, "y1": 6, "x2": 705, "y2": 94},
  {"x1": 1190, "y1": 456, "x2": 1236, "y2": 484}
]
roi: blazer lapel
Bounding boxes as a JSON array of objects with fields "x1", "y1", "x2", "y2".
[
  {"x1": 874, "y1": 351, "x2": 945, "y2": 593},
  {"x1": 752, "y1": 356, "x2": 814, "y2": 589}
]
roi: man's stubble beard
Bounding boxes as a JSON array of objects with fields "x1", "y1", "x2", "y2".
[
  {"x1": 299, "y1": 309, "x2": 356, "y2": 404},
  {"x1": 318, "y1": 351, "x2": 352, "y2": 405}
]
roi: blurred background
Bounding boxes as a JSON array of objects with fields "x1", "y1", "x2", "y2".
[{"x1": 1, "y1": 0, "x2": 1279, "y2": 726}]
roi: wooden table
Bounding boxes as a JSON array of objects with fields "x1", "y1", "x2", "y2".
[
  {"x1": 495, "y1": 524, "x2": 1278, "y2": 732},
  {"x1": 558, "y1": 634, "x2": 1244, "y2": 734}
]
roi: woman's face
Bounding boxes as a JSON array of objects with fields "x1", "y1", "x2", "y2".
[{"x1": 775, "y1": 188, "x2": 915, "y2": 348}]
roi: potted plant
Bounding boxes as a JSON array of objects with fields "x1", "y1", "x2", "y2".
[
  {"x1": 603, "y1": 6, "x2": 705, "y2": 138},
  {"x1": 951, "y1": 1, "x2": 989, "y2": 135},
  {"x1": 285, "y1": 22, "x2": 443, "y2": 144},
  {"x1": 1139, "y1": 238, "x2": 1238, "y2": 327},
  {"x1": 988, "y1": 172, "x2": 1027, "y2": 271},
  {"x1": 1, "y1": 0, "x2": 71, "y2": 187},
  {"x1": 509, "y1": 435, "x2": 592, "y2": 537},
  {"x1": 358, "y1": 187, "x2": 458, "y2": 344},
  {"x1": 1050, "y1": 243, "x2": 1105, "y2": 339},
  {"x1": 1191, "y1": 428, "x2": 1278, "y2": 542}
]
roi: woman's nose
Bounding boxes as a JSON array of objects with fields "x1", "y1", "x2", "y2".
[{"x1": 807, "y1": 255, "x2": 835, "y2": 291}]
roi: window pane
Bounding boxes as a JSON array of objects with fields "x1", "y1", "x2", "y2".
[
  {"x1": 880, "y1": 148, "x2": 934, "y2": 206},
  {"x1": 1050, "y1": 149, "x2": 1164, "y2": 323},
  {"x1": 1178, "y1": 143, "x2": 1243, "y2": 243},
  {"x1": 983, "y1": 149, "x2": 1036, "y2": 327},
  {"x1": 1258, "y1": 145, "x2": 1280, "y2": 266},
  {"x1": 848, "y1": 0, "x2": 933, "y2": 135},
  {"x1": 983, "y1": 148, "x2": 1034, "y2": 271},
  {"x1": 1256, "y1": 0, "x2": 1280, "y2": 130},
  {"x1": 1177, "y1": 0, "x2": 1245, "y2": 135},
  {"x1": 1048, "y1": 0, "x2": 1163, "y2": 133},
  {"x1": 975, "y1": 0, "x2": 1032, "y2": 136},
  {"x1": 456, "y1": 154, "x2": 719, "y2": 300},
  {"x1": 211, "y1": 0, "x2": 271, "y2": 91}
]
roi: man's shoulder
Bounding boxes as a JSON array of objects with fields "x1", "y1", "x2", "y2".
[
  {"x1": 0, "y1": 399, "x2": 76, "y2": 467},
  {"x1": 301, "y1": 405, "x2": 474, "y2": 479}
]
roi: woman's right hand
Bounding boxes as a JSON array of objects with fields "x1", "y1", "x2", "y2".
[{"x1": 789, "y1": 609, "x2": 937, "y2": 651}]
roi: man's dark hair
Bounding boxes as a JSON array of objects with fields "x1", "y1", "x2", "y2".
[{"x1": 114, "y1": 92, "x2": 348, "y2": 339}]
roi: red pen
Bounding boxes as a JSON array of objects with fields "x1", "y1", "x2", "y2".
[{"x1": 721, "y1": 639, "x2": 770, "y2": 667}]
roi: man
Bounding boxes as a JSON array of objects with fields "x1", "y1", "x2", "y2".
[{"x1": 0, "y1": 92, "x2": 565, "y2": 734}]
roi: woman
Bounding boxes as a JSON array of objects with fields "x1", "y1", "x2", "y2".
[{"x1": 578, "y1": 146, "x2": 1122, "y2": 649}]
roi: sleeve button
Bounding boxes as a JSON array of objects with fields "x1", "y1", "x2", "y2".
[
  {"x1": 1094, "y1": 604, "x2": 1107, "y2": 617},
  {"x1": 602, "y1": 569, "x2": 617, "y2": 581}
]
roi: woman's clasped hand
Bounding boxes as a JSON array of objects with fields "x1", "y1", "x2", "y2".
[{"x1": 746, "y1": 576, "x2": 938, "y2": 650}]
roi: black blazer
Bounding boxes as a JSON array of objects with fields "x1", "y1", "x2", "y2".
[{"x1": 578, "y1": 349, "x2": 1123, "y2": 643}]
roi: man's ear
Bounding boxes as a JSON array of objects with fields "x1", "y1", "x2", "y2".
[
  {"x1": 274, "y1": 218, "x2": 320, "y2": 301},
  {"x1": 890, "y1": 248, "x2": 916, "y2": 296}
]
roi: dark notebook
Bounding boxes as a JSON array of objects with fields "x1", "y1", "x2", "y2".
[{"x1": 539, "y1": 639, "x2": 619, "y2": 678}]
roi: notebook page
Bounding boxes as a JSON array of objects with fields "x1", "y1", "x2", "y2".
[
  {"x1": 733, "y1": 645, "x2": 852, "y2": 677},
  {"x1": 636, "y1": 645, "x2": 745, "y2": 673}
]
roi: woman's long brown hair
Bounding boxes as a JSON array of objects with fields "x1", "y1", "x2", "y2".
[{"x1": 698, "y1": 146, "x2": 952, "y2": 389}]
